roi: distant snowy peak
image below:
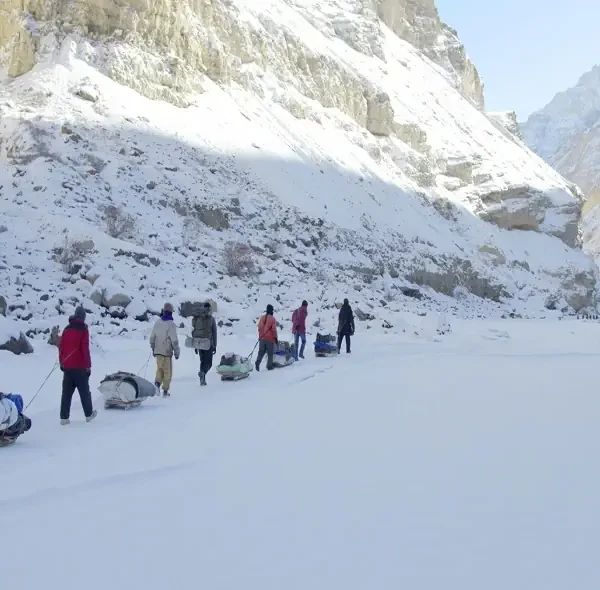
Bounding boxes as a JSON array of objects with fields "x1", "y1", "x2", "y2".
[{"x1": 522, "y1": 64, "x2": 600, "y2": 195}]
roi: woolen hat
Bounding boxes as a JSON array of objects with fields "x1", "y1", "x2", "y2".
[{"x1": 74, "y1": 306, "x2": 86, "y2": 321}]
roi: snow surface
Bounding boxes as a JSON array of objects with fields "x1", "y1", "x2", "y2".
[{"x1": 2, "y1": 318, "x2": 600, "y2": 589}]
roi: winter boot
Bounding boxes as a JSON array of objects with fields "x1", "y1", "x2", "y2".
[
  {"x1": 154, "y1": 381, "x2": 161, "y2": 390},
  {"x1": 86, "y1": 410, "x2": 98, "y2": 423},
  {"x1": 162, "y1": 389, "x2": 170, "y2": 397},
  {"x1": 255, "y1": 361, "x2": 260, "y2": 372},
  {"x1": 60, "y1": 418, "x2": 70, "y2": 426},
  {"x1": 199, "y1": 372, "x2": 207, "y2": 386}
]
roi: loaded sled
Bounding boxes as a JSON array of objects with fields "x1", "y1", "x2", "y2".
[
  {"x1": 216, "y1": 353, "x2": 253, "y2": 381},
  {"x1": 0, "y1": 393, "x2": 31, "y2": 446},
  {"x1": 314, "y1": 333, "x2": 338, "y2": 357},
  {"x1": 272, "y1": 341, "x2": 296, "y2": 368},
  {"x1": 99, "y1": 371, "x2": 158, "y2": 409}
]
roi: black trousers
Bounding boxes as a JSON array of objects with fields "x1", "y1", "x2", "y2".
[
  {"x1": 256, "y1": 340, "x2": 275, "y2": 370},
  {"x1": 199, "y1": 349, "x2": 213, "y2": 374},
  {"x1": 61, "y1": 369, "x2": 93, "y2": 419},
  {"x1": 337, "y1": 333, "x2": 351, "y2": 353}
]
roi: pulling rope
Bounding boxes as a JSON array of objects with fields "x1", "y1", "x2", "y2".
[
  {"x1": 247, "y1": 340, "x2": 259, "y2": 359},
  {"x1": 24, "y1": 361, "x2": 59, "y2": 411},
  {"x1": 24, "y1": 348, "x2": 78, "y2": 411},
  {"x1": 137, "y1": 353, "x2": 152, "y2": 378}
]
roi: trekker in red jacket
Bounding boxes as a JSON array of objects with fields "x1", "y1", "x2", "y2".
[
  {"x1": 292, "y1": 300, "x2": 308, "y2": 360},
  {"x1": 255, "y1": 304, "x2": 278, "y2": 371},
  {"x1": 58, "y1": 306, "x2": 97, "y2": 425}
]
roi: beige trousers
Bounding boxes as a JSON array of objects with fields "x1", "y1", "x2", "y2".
[{"x1": 154, "y1": 355, "x2": 173, "y2": 391}]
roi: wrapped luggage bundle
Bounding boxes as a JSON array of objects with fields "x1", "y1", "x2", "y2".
[
  {"x1": 0, "y1": 392, "x2": 31, "y2": 446},
  {"x1": 273, "y1": 341, "x2": 296, "y2": 367},
  {"x1": 99, "y1": 371, "x2": 158, "y2": 409},
  {"x1": 216, "y1": 352, "x2": 253, "y2": 381},
  {"x1": 314, "y1": 333, "x2": 338, "y2": 356}
]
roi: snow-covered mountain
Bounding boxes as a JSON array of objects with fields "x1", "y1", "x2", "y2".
[
  {"x1": 522, "y1": 66, "x2": 600, "y2": 211},
  {"x1": 0, "y1": 0, "x2": 598, "y2": 344},
  {"x1": 521, "y1": 65, "x2": 600, "y2": 261}
]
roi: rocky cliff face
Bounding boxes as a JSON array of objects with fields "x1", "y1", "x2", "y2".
[
  {"x1": 0, "y1": 0, "x2": 597, "y2": 317},
  {"x1": 370, "y1": 0, "x2": 484, "y2": 107},
  {"x1": 1, "y1": 0, "x2": 484, "y2": 106}
]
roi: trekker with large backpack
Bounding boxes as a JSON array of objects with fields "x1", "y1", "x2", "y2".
[
  {"x1": 255, "y1": 304, "x2": 278, "y2": 371},
  {"x1": 337, "y1": 298, "x2": 355, "y2": 354},
  {"x1": 292, "y1": 300, "x2": 308, "y2": 360},
  {"x1": 191, "y1": 301, "x2": 218, "y2": 386}
]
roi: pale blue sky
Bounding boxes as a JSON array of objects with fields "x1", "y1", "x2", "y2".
[{"x1": 436, "y1": 0, "x2": 600, "y2": 120}]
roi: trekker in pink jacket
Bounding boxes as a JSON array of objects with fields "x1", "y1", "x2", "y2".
[{"x1": 292, "y1": 300, "x2": 308, "y2": 360}]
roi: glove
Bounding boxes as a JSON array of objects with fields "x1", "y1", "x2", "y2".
[
  {"x1": 175, "y1": 353, "x2": 180, "y2": 360},
  {"x1": 86, "y1": 368, "x2": 91, "y2": 376},
  {"x1": 275, "y1": 339, "x2": 278, "y2": 345},
  {"x1": 59, "y1": 366, "x2": 64, "y2": 372},
  {"x1": 211, "y1": 347, "x2": 216, "y2": 355},
  {"x1": 194, "y1": 348, "x2": 199, "y2": 355}
]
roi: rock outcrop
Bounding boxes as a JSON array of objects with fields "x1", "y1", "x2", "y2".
[
  {"x1": 0, "y1": 331, "x2": 34, "y2": 355},
  {"x1": 488, "y1": 111, "x2": 522, "y2": 140}
]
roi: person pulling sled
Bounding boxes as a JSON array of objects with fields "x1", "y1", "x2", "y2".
[
  {"x1": 58, "y1": 306, "x2": 97, "y2": 424},
  {"x1": 292, "y1": 300, "x2": 308, "y2": 360},
  {"x1": 337, "y1": 298, "x2": 354, "y2": 354},
  {"x1": 191, "y1": 301, "x2": 218, "y2": 386},
  {"x1": 150, "y1": 302, "x2": 180, "y2": 396},
  {"x1": 255, "y1": 304, "x2": 278, "y2": 371}
]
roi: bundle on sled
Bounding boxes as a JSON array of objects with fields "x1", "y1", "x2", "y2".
[
  {"x1": 216, "y1": 353, "x2": 253, "y2": 381},
  {"x1": 99, "y1": 372, "x2": 158, "y2": 409},
  {"x1": 314, "y1": 333, "x2": 338, "y2": 357},
  {"x1": 273, "y1": 341, "x2": 296, "y2": 368},
  {"x1": 0, "y1": 392, "x2": 31, "y2": 446}
]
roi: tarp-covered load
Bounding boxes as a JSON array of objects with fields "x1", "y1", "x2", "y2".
[
  {"x1": 216, "y1": 353, "x2": 253, "y2": 381},
  {"x1": 99, "y1": 371, "x2": 157, "y2": 409},
  {"x1": 314, "y1": 333, "x2": 338, "y2": 357},
  {"x1": 0, "y1": 393, "x2": 31, "y2": 446},
  {"x1": 273, "y1": 341, "x2": 296, "y2": 368}
]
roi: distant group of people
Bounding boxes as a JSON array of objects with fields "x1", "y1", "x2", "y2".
[
  {"x1": 55, "y1": 297, "x2": 356, "y2": 423},
  {"x1": 253, "y1": 298, "x2": 355, "y2": 370}
]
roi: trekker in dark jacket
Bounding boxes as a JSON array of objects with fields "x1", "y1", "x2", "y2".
[
  {"x1": 191, "y1": 301, "x2": 218, "y2": 386},
  {"x1": 337, "y1": 298, "x2": 354, "y2": 354},
  {"x1": 58, "y1": 306, "x2": 97, "y2": 425}
]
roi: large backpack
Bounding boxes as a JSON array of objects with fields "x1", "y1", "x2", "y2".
[{"x1": 192, "y1": 313, "x2": 212, "y2": 340}]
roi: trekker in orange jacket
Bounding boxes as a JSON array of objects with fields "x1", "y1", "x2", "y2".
[{"x1": 255, "y1": 304, "x2": 278, "y2": 371}]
